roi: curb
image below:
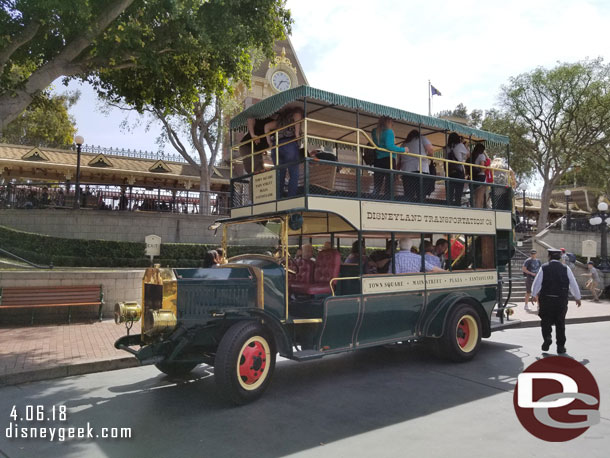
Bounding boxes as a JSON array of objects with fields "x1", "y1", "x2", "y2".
[
  {"x1": 0, "y1": 357, "x2": 139, "y2": 387},
  {"x1": 496, "y1": 314, "x2": 610, "y2": 330}
]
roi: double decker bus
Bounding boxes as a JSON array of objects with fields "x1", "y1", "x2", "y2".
[{"x1": 115, "y1": 86, "x2": 515, "y2": 404}]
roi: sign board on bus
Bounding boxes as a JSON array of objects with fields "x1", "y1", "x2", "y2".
[
  {"x1": 253, "y1": 170, "x2": 276, "y2": 204},
  {"x1": 361, "y1": 201, "x2": 498, "y2": 234}
]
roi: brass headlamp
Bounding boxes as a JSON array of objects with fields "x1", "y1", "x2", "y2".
[{"x1": 114, "y1": 301, "x2": 142, "y2": 324}]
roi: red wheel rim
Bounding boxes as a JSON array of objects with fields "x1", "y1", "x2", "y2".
[
  {"x1": 239, "y1": 340, "x2": 267, "y2": 385},
  {"x1": 457, "y1": 318, "x2": 470, "y2": 348}
]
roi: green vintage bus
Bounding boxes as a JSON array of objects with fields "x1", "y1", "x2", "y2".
[{"x1": 115, "y1": 86, "x2": 515, "y2": 404}]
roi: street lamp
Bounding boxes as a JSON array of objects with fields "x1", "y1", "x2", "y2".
[
  {"x1": 73, "y1": 135, "x2": 84, "y2": 209},
  {"x1": 518, "y1": 185, "x2": 526, "y2": 231},
  {"x1": 564, "y1": 189, "x2": 571, "y2": 230},
  {"x1": 589, "y1": 201, "x2": 610, "y2": 272}
]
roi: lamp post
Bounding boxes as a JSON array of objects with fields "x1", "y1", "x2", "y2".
[
  {"x1": 73, "y1": 135, "x2": 84, "y2": 209},
  {"x1": 564, "y1": 189, "x2": 571, "y2": 230},
  {"x1": 589, "y1": 201, "x2": 610, "y2": 272}
]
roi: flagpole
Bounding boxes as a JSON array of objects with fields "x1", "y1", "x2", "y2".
[{"x1": 428, "y1": 80, "x2": 431, "y2": 116}]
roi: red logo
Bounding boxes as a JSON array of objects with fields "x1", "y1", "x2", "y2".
[{"x1": 513, "y1": 356, "x2": 600, "y2": 441}]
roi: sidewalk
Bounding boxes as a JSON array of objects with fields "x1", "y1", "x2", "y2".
[
  {"x1": 500, "y1": 297, "x2": 610, "y2": 328},
  {"x1": 1, "y1": 299, "x2": 609, "y2": 387},
  {"x1": 0, "y1": 320, "x2": 140, "y2": 386}
]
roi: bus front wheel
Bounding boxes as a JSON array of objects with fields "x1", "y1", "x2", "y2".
[
  {"x1": 440, "y1": 304, "x2": 482, "y2": 362},
  {"x1": 214, "y1": 321, "x2": 276, "y2": 405}
]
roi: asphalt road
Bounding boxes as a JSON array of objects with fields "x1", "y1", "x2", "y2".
[{"x1": 1, "y1": 322, "x2": 609, "y2": 458}]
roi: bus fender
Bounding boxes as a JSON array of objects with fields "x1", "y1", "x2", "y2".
[
  {"x1": 421, "y1": 294, "x2": 491, "y2": 339},
  {"x1": 242, "y1": 309, "x2": 293, "y2": 358}
]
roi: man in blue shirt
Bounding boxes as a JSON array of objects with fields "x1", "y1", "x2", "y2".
[
  {"x1": 393, "y1": 238, "x2": 444, "y2": 273},
  {"x1": 532, "y1": 248, "x2": 581, "y2": 354},
  {"x1": 522, "y1": 249, "x2": 541, "y2": 312}
]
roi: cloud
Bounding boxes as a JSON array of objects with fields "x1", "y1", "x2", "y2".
[{"x1": 288, "y1": 0, "x2": 610, "y2": 114}]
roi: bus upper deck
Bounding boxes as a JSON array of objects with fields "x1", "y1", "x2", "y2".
[{"x1": 228, "y1": 86, "x2": 514, "y2": 224}]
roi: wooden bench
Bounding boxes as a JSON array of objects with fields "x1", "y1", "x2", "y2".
[{"x1": 0, "y1": 285, "x2": 104, "y2": 324}]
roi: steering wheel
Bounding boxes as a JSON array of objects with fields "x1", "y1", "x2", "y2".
[{"x1": 280, "y1": 255, "x2": 299, "y2": 276}]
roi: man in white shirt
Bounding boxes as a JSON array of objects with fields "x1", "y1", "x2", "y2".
[{"x1": 532, "y1": 248, "x2": 581, "y2": 354}]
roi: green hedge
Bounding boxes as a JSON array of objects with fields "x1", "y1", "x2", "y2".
[
  {"x1": 0, "y1": 225, "x2": 371, "y2": 268},
  {"x1": 0, "y1": 225, "x2": 223, "y2": 268}
]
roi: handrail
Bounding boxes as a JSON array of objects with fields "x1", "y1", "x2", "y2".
[
  {"x1": 329, "y1": 276, "x2": 360, "y2": 296},
  {"x1": 0, "y1": 247, "x2": 53, "y2": 269}
]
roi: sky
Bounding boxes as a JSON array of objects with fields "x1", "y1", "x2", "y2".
[{"x1": 58, "y1": 0, "x2": 610, "y2": 157}]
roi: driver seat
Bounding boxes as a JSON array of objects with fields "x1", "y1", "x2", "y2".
[{"x1": 291, "y1": 249, "x2": 341, "y2": 296}]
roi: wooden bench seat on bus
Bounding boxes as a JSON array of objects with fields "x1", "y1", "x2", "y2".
[{"x1": 0, "y1": 285, "x2": 104, "y2": 324}]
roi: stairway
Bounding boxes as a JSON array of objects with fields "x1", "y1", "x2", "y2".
[
  {"x1": 500, "y1": 238, "x2": 531, "y2": 304},
  {"x1": 500, "y1": 237, "x2": 592, "y2": 303}
]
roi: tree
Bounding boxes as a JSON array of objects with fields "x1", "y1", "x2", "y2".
[
  {"x1": 0, "y1": 0, "x2": 136, "y2": 131},
  {"x1": 498, "y1": 59, "x2": 610, "y2": 231},
  {"x1": 97, "y1": 2, "x2": 289, "y2": 212},
  {"x1": 436, "y1": 103, "x2": 483, "y2": 128},
  {"x1": 0, "y1": 0, "x2": 291, "y2": 133},
  {"x1": 0, "y1": 90, "x2": 79, "y2": 147}
]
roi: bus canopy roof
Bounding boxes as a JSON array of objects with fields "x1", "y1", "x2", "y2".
[{"x1": 230, "y1": 86, "x2": 510, "y2": 147}]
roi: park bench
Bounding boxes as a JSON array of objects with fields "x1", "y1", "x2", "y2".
[{"x1": 0, "y1": 285, "x2": 104, "y2": 324}]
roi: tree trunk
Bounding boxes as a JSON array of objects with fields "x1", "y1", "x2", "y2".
[
  {"x1": 199, "y1": 164, "x2": 210, "y2": 214},
  {"x1": 537, "y1": 181, "x2": 553, "y2": 233}
]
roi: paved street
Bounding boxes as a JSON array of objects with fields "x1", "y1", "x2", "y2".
[{"x1": 1, "y1": 322, "x2": 609, "y2": 458}]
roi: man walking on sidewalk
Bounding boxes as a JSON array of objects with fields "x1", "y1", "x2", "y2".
[
  {"x1": 583, "y1": 261, "x2": 602, "y2": 302},
  {"x1": 532, "y1": 248, "x2": 581, "y2": 354},
  {"x1": 522, "y1": 249, "x2": 541, "y2": 312}
]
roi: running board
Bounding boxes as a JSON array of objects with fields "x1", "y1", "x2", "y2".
[{"x1": 291, "y1": 350, "x2": 325, "y2": 361}]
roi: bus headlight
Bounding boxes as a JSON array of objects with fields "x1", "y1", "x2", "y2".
[
  {"x1": 114, "y1": 301, "x2": 142, "y2": 324},
  {"x1": 143, "y1": 309, "x2": 177, "y2": 336}
]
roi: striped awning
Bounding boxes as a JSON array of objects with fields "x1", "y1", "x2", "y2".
[{"x1": 230, "y1": 86, "x2": 510, "y2": 147}]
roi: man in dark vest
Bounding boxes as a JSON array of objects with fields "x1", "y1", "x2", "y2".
[{"x1": 531, "y1": 248, "x2": 581, "y2": 354}]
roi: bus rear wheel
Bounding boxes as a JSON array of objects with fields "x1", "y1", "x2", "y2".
[
  {"x1": 214, "y1": 321, "x2": 276, "y2": 405},
  {"x1": 440, "y1": 304, "x2": 482, "y2": 362}
]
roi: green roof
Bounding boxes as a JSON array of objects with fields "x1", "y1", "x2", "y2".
[{"x1": 230, "y1": 86, "x2": 510, "y2": 146}]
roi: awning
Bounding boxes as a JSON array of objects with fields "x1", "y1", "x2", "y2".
[{"x1": 230, "y1": 86, "x2": 510, "y2": 147}]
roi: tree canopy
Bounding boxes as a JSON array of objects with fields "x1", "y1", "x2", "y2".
[
  {"x1": 497, "y1": 58, "x2": 610, "y2": 230},
  {"x1": 0, "y1": 90, "x2": 79, "y2": 147},
  {"x1": 0, "y1": 0, "x2": 291, "y2": 131}
]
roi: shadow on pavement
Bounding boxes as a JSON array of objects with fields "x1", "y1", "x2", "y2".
[{"x1": 0, "y1": 341, "x2": 526, "y2": 458}]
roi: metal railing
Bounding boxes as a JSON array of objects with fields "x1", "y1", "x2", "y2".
[
  {"x1": 231, "y1": 117, "x2": 512, "y2": 184},
  {"x1": 77, "y1": 144, "x2": 196, "y2": 164},
  {"x1": 231, "y1": 158, "x2": 513, "y2": 211},
  {"x1": 0, "y1": 182, "x2": 230, "y2": 216}
]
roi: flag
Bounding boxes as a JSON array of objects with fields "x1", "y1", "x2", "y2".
[{"x1": 431, "y1": 85, "x2": 442, "y2": 96}]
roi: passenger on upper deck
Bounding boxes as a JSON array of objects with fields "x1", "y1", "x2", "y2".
[
  {"x1": 393, "y1": 238, "x2": 444, "y2": 274},
  {"x1": 264, "y1": 107, "x2": 304, "y2": 197},
  {"x1": 445, "y1": 133, "x2": 470, "y2": 206},
  {"x1": 239, "y1": 116, "x2": 276, "y2": 174},
  {"x1": 372, "y1": 116, "x2": 407, "y2": 199},
  {"x1": 400, "y1": 129, "x2": 435, "y2": 203},
  {"x1": 469, "y1": 143, "x2": 490, "y2": 208}
]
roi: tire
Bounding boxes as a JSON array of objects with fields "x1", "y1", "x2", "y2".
[
  {"x1": 214, "y1": 321, "x2": 276, "y2": 405},
  {"x1": 440, "y1": 303, "x2": 482, "y2": 362},
  {"x1": 155, "y1": 361, "x2": 198, "y2": 376}
]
